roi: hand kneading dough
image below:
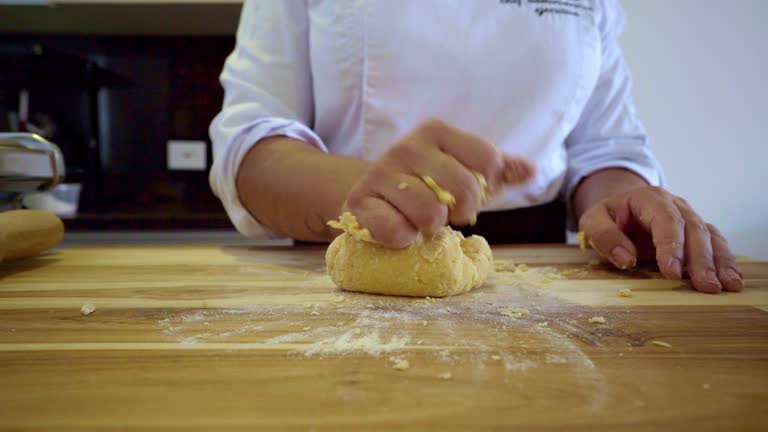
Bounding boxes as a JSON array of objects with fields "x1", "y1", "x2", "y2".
[{"x1": 326, "y1": 226, "x2": 493, "y2": 297}]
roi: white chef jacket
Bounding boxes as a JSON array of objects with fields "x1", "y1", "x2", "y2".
[{"x1": 209, "y1": 0, "x2": 663, "y2": 238}]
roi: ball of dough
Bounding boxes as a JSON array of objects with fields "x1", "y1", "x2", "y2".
[{"x1": 326, "y1": 227, "x2": 493, "y2": 297}]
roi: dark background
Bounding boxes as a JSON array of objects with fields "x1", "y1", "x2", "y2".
[{"x1": 1, "y1": 34, "x2": 236, "y2": 229}]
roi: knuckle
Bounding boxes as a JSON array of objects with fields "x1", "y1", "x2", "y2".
[
  {"x1": 706, "y1": 223, "x2": 726, "y2": 239},
  {"x1": 653, "y1": 236, "x2": 681, "y2": 253},
  {"x1": 419, "y1": 117, "x2": 450, "y2": 136},
  {"x1": 453, "y1": 174, "x2": 481, "y2": 208},
  {"x1": 366, "y1": 163, "x2": 391, "y2": 181},
  {"x1": 712, "y1": 249, "x2": 735, "y2": 265},
  {"x1": 659, "y1": 207, "x2": 684, "y2": 226},
  {"x1": 676, "y1": 196, "x2": 692, "y2": 208},
  {"x1": 687, "y1": 219, "x2": 710, "y2": 236},
  {"x1": 647, "y1": 185, "x2": 666, "y2": 196},
  {"x1": 388, "y1": 141, "x2": 420, "y2": 161}
]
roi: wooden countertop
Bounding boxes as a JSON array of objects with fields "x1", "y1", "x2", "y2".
[{"x1": 1, "y1": 245, "x2": 767, "y2": 431}]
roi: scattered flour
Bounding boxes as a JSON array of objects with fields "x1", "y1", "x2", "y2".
[
  {"x1": 490, "y1": 265, "x2": 564, "y2": 293},
  {"x1": 303, "y1": 330, "x2": 410, "y2": 357},
  {"x1": 148, "y1": 267, "x2": 608, "y2": 405},
  {"x1": 499, "y1": 307, "x2": 530, "y2": 318}
]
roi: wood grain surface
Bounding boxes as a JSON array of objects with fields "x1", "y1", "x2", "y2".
[{"x1": 0, "y1": 245, "x2": 766, "y2": 431}]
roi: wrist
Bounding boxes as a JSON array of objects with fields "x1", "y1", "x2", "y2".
[
  {"x1": 236, "y1": 136, "x2": 369, "y2": 241},
  {"x1": 572, "y1": 168, "x2": 649, "y2": 221}
]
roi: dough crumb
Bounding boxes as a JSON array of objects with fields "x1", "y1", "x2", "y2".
[
  {"x1": 437, "y1": 372, "x2": 453, "y2": 380},
  {"x1": 390, "y1": 357, "x2": 410, "y2": 370},
  {"x1": 203, "y1": 322, "x2": 210, "y2": 326},
  {"x1": 353, "y1": 328, "x2": 362, "y2": 335},
  {"x1": 469, "y1": 213, "x2": 477, "y2": 226},
  {"x1": 618, "y1": 352, "x2": 625, "y2": 357},
  {"x1": 333, "y1": 295, "x2": 346, "y2": 303},
  {"x1": 421, "y1": 175, "x2": 456, "y2": 209},
  {"x1": 702, "y1": 383, "x2": 711, "y2": 390},
  {"x1": 310, "y1": 311, "x2": 320, "y2": 316},
  {"x1": 536, "y1": 321, "x2": 549, "y2": 328},
  {"x1": 303, "y1": 302, "x2": 313, "y2": 308},
  {"x1": 560, "y1": 269, "x2": 575, "y2": 276},
  {"x1": 327, "y1": 212, "x2": 374, "y2": 242},
  {"x1": 499, "y1": 307, "x2": 530, "y2": 318},
  {"x1": 494, "y1": 260, "x2": 517, "y2": 272},
  {"x1": 517, "y1": 264, "x2": 529, "y2": 272},
  {"x1": 80, "y1": 303, "x2": 96, "y2": 315},
  {"x1": 424, "y1": 296, "x2": 437, "y2": 304},
  {"x1": 473, "y1": 171, "x2": 489, "y2": 203},
  {"x1": 490, "y1": 355, "x2": 502, "y2": 361},
  {"x1": 651, "y1": 340, "x2": 673, "y2": 348},
  {"x1": 422, "y1": 320, "x2": 428, "y2": 326},
  {"x1": 302, "y1": 326, "x2": 312, "y2": 331},
  {"x1": 576, "y1": 231, "x2": 587, "y2": 251},
  {"x1": 618, "y1": 288, "x2": 633, "y2": 297},
  {"x1": 416, "y1": 340, "x2": 424, "y2": 345},
  {"x1": 397, "y1": 182, "x2": 409, "y2": 190},
  {"x1": 588, "y1": 316, "x2": 606, "y2": 324}
]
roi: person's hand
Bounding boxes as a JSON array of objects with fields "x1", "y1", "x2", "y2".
[
  {"x1": 579, "y1": 186, "x2": 744, "y2": 294},
  {"x1": 344, "y1": 118, "x2": 534, "y2": 248}
]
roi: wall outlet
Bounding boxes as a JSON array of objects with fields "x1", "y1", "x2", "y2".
[{"x1": 167, "y1": 140, "x2": 207, "y2": 171}]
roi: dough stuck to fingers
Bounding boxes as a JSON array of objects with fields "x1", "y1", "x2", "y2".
[
  {"x1": 327, "y1": 212, "x2": 374, "y2": 242},
  {"x1": 420, "y1": 175, "x2": 456, "y2": 210}
]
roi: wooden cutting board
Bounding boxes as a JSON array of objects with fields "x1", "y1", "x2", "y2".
[{"x1": 0, "y1": 245, "x2": 766, "y2": 431}]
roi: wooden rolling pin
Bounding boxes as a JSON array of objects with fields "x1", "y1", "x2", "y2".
[{"x1": 0, "y1": 210, "x2": 64, "y2": 262}]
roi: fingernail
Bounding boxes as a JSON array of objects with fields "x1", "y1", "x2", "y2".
[
  {"x1": 723, "y1": 268, "x2": 744, "y2": 291},
  {"x1": 706, "y1": 269, "x2": 723, "y2": 291},
  {"x1": 611, "y1": 246, "x2": 635, "y2": 269},
  {"x1": 667, "y1": 257, "x2": 682, "y2": 279}
]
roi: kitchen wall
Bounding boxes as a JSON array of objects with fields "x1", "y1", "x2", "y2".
[{"x1": 621, "y1": 0, "x2": 768, "y2": 259}]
